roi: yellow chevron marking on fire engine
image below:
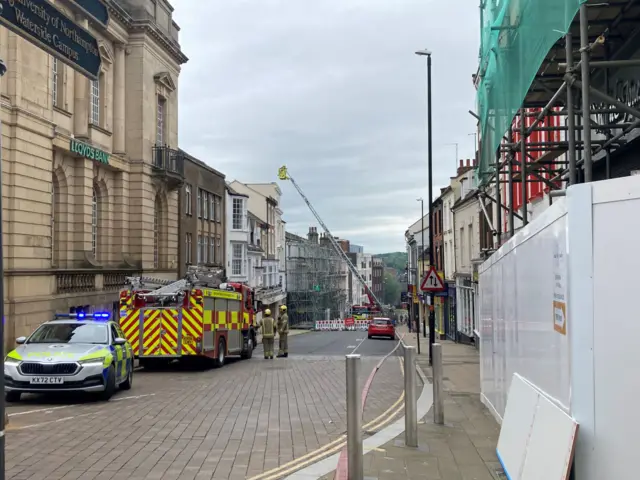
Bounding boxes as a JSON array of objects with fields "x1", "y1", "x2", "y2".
[
  {"x1": 181, "y1": 311, "x2": 201, "y2": 339},
  {"x1": 142, "y1": 310, "x2": 161, "y2": 355},
  {"x1": 161, "y1": 310, "x2": 179, "y2": 355}
]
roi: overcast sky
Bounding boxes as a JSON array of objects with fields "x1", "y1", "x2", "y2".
[{"x1": 174, "y1": 0, "x2": 479, "y2": 254}]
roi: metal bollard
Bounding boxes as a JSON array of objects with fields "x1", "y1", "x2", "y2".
[
  {"x1": 346, "y1": 354, "x2": 363, "y2": 480},
  {"x1": 404, "y1": 345, "x2": 418, "y2": 447},
  {"x1": 433, "y1": 343, "x2": 444, "y2": 425}
]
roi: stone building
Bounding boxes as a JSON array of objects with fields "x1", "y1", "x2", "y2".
[
  {"x1": 178, "y1": 153, "x2": 226, "y2": 277},
  {"x1": 3, "y1": 0, "x2": 188, "y2": 342}
]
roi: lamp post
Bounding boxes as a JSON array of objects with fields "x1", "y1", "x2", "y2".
[
  {"x1": 416, "y1": 48, "x2": 435, "y2": 366},
  {"x1": 417, "y1": 198, "x2": 426, "y2": 339}
]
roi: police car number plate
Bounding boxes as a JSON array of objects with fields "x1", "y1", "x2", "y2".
[{"x1": 29, "y1": 376, "x2": 64, "y2": 384}]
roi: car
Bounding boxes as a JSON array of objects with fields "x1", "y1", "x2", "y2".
[
  {"x1": 4, "y1": 312, "x2": 134, "y2": 402},
  {"x1": 368, "y1": 317, "x2": 395, "y2": 340}
]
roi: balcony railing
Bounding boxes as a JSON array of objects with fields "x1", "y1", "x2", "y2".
[{"x1": 152, "y1": 146, "x2": 185, "y2": 187}]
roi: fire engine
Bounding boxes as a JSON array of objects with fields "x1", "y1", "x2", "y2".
[{"x1": 118, "y1": 267, "x2": 257, "y2": 369}]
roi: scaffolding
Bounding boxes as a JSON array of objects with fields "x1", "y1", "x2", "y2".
[
  {"x1": 475, "y1": 0, "x2": 640, "y2": 244},
  {"x1": 286, "y1": 229, "x2": 348, "y2": 326}
]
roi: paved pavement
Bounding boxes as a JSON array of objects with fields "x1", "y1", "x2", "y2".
[
  {"x1": 353, "y1": 327, "x2": 506, "y2": 480},
  {"x1": 4, "y1": 331, "x2": 405, "y2": 480}
]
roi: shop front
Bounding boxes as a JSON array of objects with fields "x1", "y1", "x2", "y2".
[{"x1": 456, "y1": 274, "x2": 477, "y2": 344}]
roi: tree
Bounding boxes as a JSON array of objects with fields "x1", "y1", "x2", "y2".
[{"x1": 383, "y1": 272, "x2": 401, "y2": 306}]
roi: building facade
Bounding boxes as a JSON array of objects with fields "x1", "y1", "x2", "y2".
[
  {"x1": 372, "y1": 257, "x2": 384, "y2": 302},
  {"x1": 178, "y1": 154, "x2": 225, "y2": 277},
  {"x1": 228, "y1": 181, "x2": 286, "y2": 311},
  {"x1": 452, "y1": 167, "x2": 481, "y2": 344},
  {"x1": 6, "y1": 0, "x2": 187, "y2": 342},
  {"x1": 225, "y1": 185, "x2": 249, "y2": 283},
  {"x1": 247, "y1": 211, "x2": 265, "y2": 290}
]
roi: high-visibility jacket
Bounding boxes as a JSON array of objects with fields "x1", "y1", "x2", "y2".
[
  {"x1": 277, "y1": 313, "x2": 289, "y2": 335},
  {"x1": 260, "y1": 315, "x2": 275, "y2": 339}
]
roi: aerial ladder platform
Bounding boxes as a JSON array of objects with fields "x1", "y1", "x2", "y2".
[{"x1": 277, "y1": 165, "x2": 384, "y2": 311}]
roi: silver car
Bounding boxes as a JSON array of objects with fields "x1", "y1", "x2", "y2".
[{"x1": 4, "y1": 316, "x2": 134, "y2": 402}]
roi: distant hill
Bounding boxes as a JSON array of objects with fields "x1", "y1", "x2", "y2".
[{"x1": 375, "y1": 252, "x2": 407, "y2": 272}]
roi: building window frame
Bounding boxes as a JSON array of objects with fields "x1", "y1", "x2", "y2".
[
  {"x1": 210, "y1": 194, "x2": 215, "y2": 222},
  {"x1": 186, "y1": 233, "x2": 192, "y2": 265},
  {"x1": 202, "y1": 191, "x2": 208, "y2": 220},
  {"x1": 185, "y1": 184, "x2": 192, "y2": 215},
  {"x1": 52, "y1": 57, "x2": 65, "y2": 109},
  {"x1": 197, "y1": 189, "x2": 202, "y2": 218},
  {"x1": 91, "y1": 187, "x2": 98, "y2": 258},
  {"x1": 197, "y1": 235, "x2": 202, "y2": 264},
  {"x1": 232, "y1": 198, "x2": 243, "y2": 230},
  {"x1": 203, "y1": 236, "x2": 209, "y2": 264},
  {"x1": 90, "y1": 78, "x2": 100, "y2": 125},
  {"x1": 232, "y1": 242, "x2": 243, "y2": 276},
  {"x1": 210, "y1": 235, "x2": 215, "y2": 263},
  {"x1": 156, "y1": 95, "x2": 166, "y2": 145}
]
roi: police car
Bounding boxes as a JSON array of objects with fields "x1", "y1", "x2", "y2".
[{"x1": 4, "y1": 312, "x2": 134, "y2": 402}]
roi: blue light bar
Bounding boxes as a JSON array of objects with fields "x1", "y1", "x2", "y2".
[{"x1": 54, "y1": 312, "x2": 111, "y2": 320}]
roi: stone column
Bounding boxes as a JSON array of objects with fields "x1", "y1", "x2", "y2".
[
  {"x1": 73, "y1": 15, "x2": 89, "y2": 138},
  {"x1": 113, "y1": 44, "x2": 126, "y2": 153}
]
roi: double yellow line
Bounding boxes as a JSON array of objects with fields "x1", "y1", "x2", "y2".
[{"x1": 248, "y1": 358, "x2": 406, "y2": 480}]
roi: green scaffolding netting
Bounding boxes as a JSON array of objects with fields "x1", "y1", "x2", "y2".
[{"x1": 476, "y1": 0, "x2": 586, "y2": 185}]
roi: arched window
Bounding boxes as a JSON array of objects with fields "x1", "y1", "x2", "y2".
[
  {"x1": 92, "y1": 187, "x2": 98, "y2": 257},
  {"x1": 154, "y1": 200, "x2": 160, "y2": 268},
  {"x1": 51, "y1": 179, "x2": 57, "y2": 264}
]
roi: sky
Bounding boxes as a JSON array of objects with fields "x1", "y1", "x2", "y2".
[{"x1": 174, "y1": 0, "x2": 480, "y2": 254}]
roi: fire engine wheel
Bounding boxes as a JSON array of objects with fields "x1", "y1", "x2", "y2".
[
  {"x1": 241, "y1": 335, "x2": 254, "y2": 360},
  {"x1": 215, "y1": 338, "x2": 226, "y2": 368}
]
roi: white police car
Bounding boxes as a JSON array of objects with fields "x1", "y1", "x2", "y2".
[{"x1": 4, "y1": 312, "x2": 134, "y2": 402}]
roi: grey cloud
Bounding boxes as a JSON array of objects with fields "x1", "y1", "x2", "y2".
[{"x1": 175, "y1": 0, "x2": 480, "y2": 253}]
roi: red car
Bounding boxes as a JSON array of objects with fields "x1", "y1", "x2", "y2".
[{"x1": 368, "y1": 318, "x2": 395, "y2": 340}]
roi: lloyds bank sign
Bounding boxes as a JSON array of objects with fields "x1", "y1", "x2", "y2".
[{"x1": 69, "y1": 138, "x2": 109, "y2": 165}]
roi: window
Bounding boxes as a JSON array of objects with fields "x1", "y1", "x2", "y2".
[
  {"x1": 197, "y1": 189, "x2": 201, "y2": 218},
  {"x1": 197, "y1": 235, "x2": 202, "y2": 264},
  {"x1": 203, "y1": 236, "x2": 209, "y2": 263},
  {"x1": 216, "y1": 237, "x2": 222, "y2": 264},
  {"x1": 232, "y1": 198, "x2": 243, "y2": 230},
  {"x1": 52, "y1": 58, "x2": 63, "y2": 108},
  {"x1": 91, "y1": 188, "x2": 98, "y2": 257},
  {"x1": 210, "y1": 194, "x2": 215, "y2": 222},
  {"x1": 90, "y1": 78, "x2": 100, "y2": 125},
  {"x1": 185, "y1": 233, "x2": 192, "y2": 265},
  {"x1": 215, "y1": 196, "x2": 221, "y2": 222},
  {"x1": 156, "y1": 96, "x2": 166, "y2": 145},
  {"x1": 232, "y1": 243, "x2": 243, "y2": 275},
  {"x1": 202, "y1": 192, "x2": 208, "y2": 220},
  {"x1": 153, "y1": 205, "x2": 159, "y2": 268},
  {"x1": 185, "y1": 185, "x2": 192, "y2": 215},
  {"x1": 210, "y1": 236, "x2": 215, "y2": 263}
]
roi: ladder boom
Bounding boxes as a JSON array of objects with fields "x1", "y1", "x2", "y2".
[{"x1": 281, "y1": 168, "x2": 383, "y2": 309}]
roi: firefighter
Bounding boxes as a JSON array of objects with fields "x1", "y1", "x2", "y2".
[
  {"x1": 259, "y1": 309, "x2": 275, "y2": 360},
  {"x1": 277, "y1": 305, "x2": 289, "y2": 358}
]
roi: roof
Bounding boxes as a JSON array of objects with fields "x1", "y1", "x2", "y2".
[
  {"x1": 226, "y1": 182, "x2": 249, "y2": 198},
  {"x1": 248, "y1": 210, "x2": 266, "y2": 224},
  {"x1": 179, "y1": 149, "x2": 225, "y2": 179},
  {"x1": 451, "y1": 188, "x2": 479, "y2": 211}
]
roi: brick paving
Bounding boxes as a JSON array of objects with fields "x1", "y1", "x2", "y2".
[
  {"x1": 5, "y1": 333, "x2": 404, "y2": 480},
  {"x1": 356, "y1": 327, "x2": 505, "y2": 480}
]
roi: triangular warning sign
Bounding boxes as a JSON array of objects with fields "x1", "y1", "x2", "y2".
[{"x1": 420, "y1": 266, "x2": 445, "y2": 292}]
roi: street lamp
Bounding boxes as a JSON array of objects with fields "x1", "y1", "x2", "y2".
[{"x1": 415, "y1": 48, "x2": 435, "y2": 366}]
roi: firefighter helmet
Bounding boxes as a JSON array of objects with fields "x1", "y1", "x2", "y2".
[
  {"x1": 265, "y1": 308, "x2": 271, "y2": 316},
  {"x1": 280, "y1": 305, "x2": 287, "y2": 311}
]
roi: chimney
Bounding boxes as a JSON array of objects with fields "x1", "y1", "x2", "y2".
[
  {"x1": 459, "y1": 159, "x2": 463, "y2": 169},
  {"x1": 466, "y1": 159, "x2": 471, "y2": 167}
]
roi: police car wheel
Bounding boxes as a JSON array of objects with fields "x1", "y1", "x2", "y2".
[
  {"x1": 5, "y1": 391, "x2": 20, "y2": 402},
  {"x1": 100, "y1": 365, "x2": 116, "y2": 401},
  {"x1": 121, "y1": 369, "x2": 133, "y2": 390}
]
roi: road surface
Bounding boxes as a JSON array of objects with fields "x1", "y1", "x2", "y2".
[{"x1": 4, "y1": 331, "x2": 405, "y2": 480}]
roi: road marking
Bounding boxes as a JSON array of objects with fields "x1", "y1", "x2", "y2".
[
  {"x1": 7, "y1": 412, "x2": 95, "y2": 431},
  {"x1": 349, "y1": 336, "x2": 367, "y2": 354},
  {"x1": 8, "y1": 405, "x2": 80, "y2": 417},
  {"x1": 347, "y1": 345, "x2": 356, "y2": 349},
  {"x1": 248, "y1": 355, "x2": 405, "y2": 480},
  {"x1": 8, "y1": 393, "x2": 156, "y2": 417},
  {"x1": 112, "y1": 393, "x2": 156, "y2": 401}
]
